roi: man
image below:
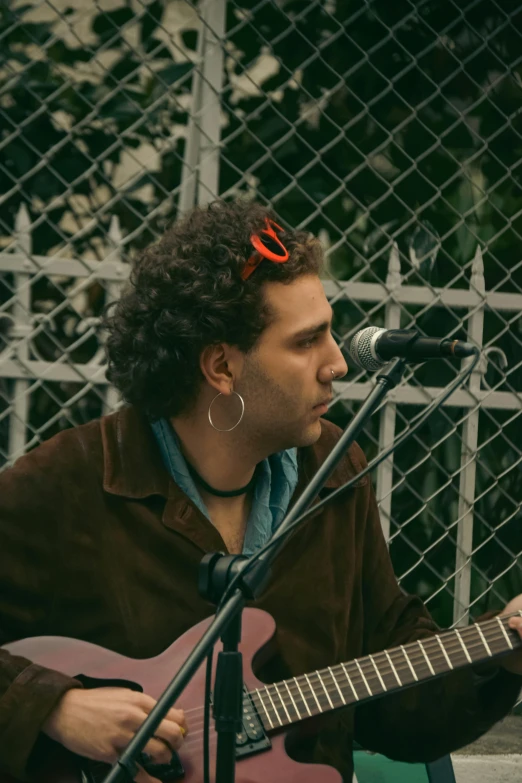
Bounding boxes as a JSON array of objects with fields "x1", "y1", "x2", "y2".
[{"x1": 0, "y1": 199, "x2": 521, "y2": 783}]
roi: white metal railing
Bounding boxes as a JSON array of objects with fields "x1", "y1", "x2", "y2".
[
  {"x1": 1, "y1": 206, "x2": 521, "y2": 628},
  {"x1": 326, "y1": 247, "x2": 522, "y2": 627},
  {"x1": 2, "y1": 0, "x2": 521, "y2": 641}
]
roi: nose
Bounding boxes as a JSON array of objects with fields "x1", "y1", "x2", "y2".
[
  {"x1": 332, "y1": 344, "x2": 348, "y2": 380},
  {"x1": 322, "y1": 340, "x2": 348, "y2": 383}
]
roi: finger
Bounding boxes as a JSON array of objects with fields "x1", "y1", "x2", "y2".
[
  {"x1": 137, "y1": 697, "x2": 187, "y2": 735},
  {"x1": 134, "y1": 692, "x2": 186, "y2": 730},
  {"x1": 134, "y1": 763, "x2": 162, "y2": 783},
  {"x1": 143, "y1": 736, "x2": 174, "y2": 765},
  {"x1": 166, "y1": 707, "x2": 187, "y2": 732},
  {"x1": 140, "y1": 698, "x2": 186, "y2": 730},
  {"x1": 154, "y1": 719, "x2": 185, "y2": 751},
  {"x1": 508, "y1": 617, "x2": 522, "y2": 637},
  {"x1": 136, "y1": 692, "x2": 157, "y2": 711}
]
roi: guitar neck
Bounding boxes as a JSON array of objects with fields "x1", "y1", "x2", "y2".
[{"x1": 249, "y1": 611, "x2": 522, "y2": 731}]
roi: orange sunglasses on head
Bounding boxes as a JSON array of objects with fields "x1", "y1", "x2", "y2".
[{"x1": 241, "y1": 218, "x2": 289, "y2": 280}]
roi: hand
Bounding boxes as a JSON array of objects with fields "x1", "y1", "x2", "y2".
[
  {"x1": 499, "y1": 594, "x2": 522, "y2": 675},
  {"x1": 42, "y1": 687, "x2": 187, "y2": 781}
]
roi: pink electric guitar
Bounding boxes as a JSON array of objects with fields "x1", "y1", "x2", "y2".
[{"x1": 1, "y1": 607, "x2": 520, "y2": 783}]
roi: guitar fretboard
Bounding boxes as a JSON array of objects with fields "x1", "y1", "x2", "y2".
[{"x1": 248, "y1": 611, "x2": 522, "y2": 731}]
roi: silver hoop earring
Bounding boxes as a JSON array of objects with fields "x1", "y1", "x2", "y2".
[{"x1": 208, "y1": 390, "x2": 245, "y2": 432}]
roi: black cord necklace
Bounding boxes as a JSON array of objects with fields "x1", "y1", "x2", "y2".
[{"x1": 185, "y1": 459, "x2": 258, "y2": 498}]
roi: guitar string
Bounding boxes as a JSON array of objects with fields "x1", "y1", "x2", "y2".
[
  {"x1": 180, "y1": 636, "x2": 509, "y2": 749},
  {"x1": 179, "y1": 644, "x2": 509, "y2": 738},
  {"x1": 176, "y1": 619, "x2": 518, "y2": 727},
  {"x1": 79, "y1": 616, "x2": 521, "y2": 772},
  {"x1": 113, "y1": 620, "x2": 517, "y2": 757},
  {"x1": 179, "y1": 615, "x2": 502, "y2": 756},
  {"x1": 174, "y1": 621, "x2": 519, "y2": 735}
]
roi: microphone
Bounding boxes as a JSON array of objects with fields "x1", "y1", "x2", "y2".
[{"x1": 348, "y1": 327, "x2": 476, "y2": 371}]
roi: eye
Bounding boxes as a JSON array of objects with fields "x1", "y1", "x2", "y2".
[{"x1": 300, "y1": 334, "x2": 319, "y2": 348}]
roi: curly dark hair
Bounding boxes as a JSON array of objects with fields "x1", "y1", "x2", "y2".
[{"x1": 105, "y1": 199, "x2": 324, "y2": 419}]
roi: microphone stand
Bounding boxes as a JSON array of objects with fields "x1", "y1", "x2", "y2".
[{"x1": 102, "y1": 357, "x2": 408, "y2": 783}]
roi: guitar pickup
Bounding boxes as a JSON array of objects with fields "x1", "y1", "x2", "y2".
[{"x1": 235, "y1": 688, "x2": 271, "y2": 759}]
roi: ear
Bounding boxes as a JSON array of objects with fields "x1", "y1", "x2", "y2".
[{"x1": 199, "y1": 343, "x2": 243, "y2": 396}]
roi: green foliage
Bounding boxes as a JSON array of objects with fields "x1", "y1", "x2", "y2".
[
  {"x1": 0, "y1": 0, "x2": 521, "y2": 626},
  {"x1": 0, "y1": 0, "x2": 194, "y2": 257}
]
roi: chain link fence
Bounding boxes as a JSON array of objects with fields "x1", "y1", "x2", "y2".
[{"x1": 1, "y1": 0, "x2": 521, "y2": 631}]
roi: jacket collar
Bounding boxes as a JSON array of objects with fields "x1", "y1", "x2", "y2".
[
  {"x1": 101, "y1": 405, "x2": 364, "y2": 501},
  {"x1": 101, "y1": 405, "x2": 171, "y2": 499}
]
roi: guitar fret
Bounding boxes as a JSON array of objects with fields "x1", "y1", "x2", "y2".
[
  {"x1": 272, "y1": 682, "x2": 291, "y2": 723},
  {"x1": 293, "y1": 676, "x2": 312, "y2": 717},
  {"x1": 497, "y1": 617, "x2": 514, "y2": 650},
  {"x1": 451, "y1": 632, "x2": 471, "y2": 668},
  {"x1": 283, "y1": 679, "x2": 302, "y2": 720},
  {"x1": 454, "y1": 628, "x2": 472, "y2": 665},
  {"x1": 436, "y1": 636, "x2": 453, "y2": 670},
  {"x1": 263, "y1": 686, "x2": 283, "y2": 727},
  {"x1": 244, "y1": 613, "x2": 522, "y2": 735},
  {"x1": 315, "y1": 671, "x2": 335, "y2": 709},
  {"x1": 340, "y1": 662, "x2": 360, "y2": 701},
  {"x1": 328, "y1": 666, "x2": 346, "y2": 705},
  {"x1": 354, "y1": 658, "x2": 373, "y2": 696},
  {"x1": 304, "y1": 673, "x2": 323, "y2": 712},
  {"x1": 368, "y1": 654, "x2": 387, "y2": 692},
  {"x1": 475, "y1": 623, "x2": 493, "y2": 657},
  {"x1": 392, "y1": 648, "x2": 408, "y2": 684},
  {"x1": 417, "y1": 640, "x2": 435, "y2": 675},
  {"x1": 254, "y1": 688, "x2": 273, "y2": 728}
]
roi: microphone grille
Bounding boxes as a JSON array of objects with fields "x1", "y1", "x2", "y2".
[{"x1": 349, "y1": 326, "x2": 387, "y2": 371}]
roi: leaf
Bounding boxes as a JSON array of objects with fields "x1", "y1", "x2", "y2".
[
  {"x1": 455, "y1": 222, "x2": 477, "y2": 265},
  {"x1": 46, "y1": 40, "x2": 91, "y2": 65},
  {"x1": 408, "y1": 221, "x2": 440, "y2": 281},
  {"x1": 95, "y1": 86, "x2": 145, "y2": 123},
  {"x1": 142, "y1": 38, "x2": 172, "y2": 58},
  {"x1": 154, "y1": 62, "x2": 194, "y2": 87},
  {"x1": 105, "y1": 53, "x2": 142, "y2": 84},
  {"x1": 2, "y1": 20, "x2": 52, "y2": 47},
  {"x1": 140, "y1": 0, "x2": 164, "y2": 44},
  {"x1": 419, "y1": 468, "x2": 439, "y2": 534},
  {"x1": 92, "y1": 8, "x2": 135, "y2": 45},
  {"x1": 181, "y1": 30, "x2": 198, "y2": 51},
  {"x1": 124, "y1": 171, "x2": 158, "y2": 193},
  {"x1": 254, "y1": 116, "x2": 290, "y2": 144},
  {"x1": 362, "y1": 221, "x2": 397, "y2": 254}
]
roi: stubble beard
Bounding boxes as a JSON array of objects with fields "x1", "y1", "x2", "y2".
[
  {"x1": 239, "y1": 361, "x2": 321, "y2": 454},
  {"x1": 238, "y1": 392, "x2": 289, "y2": 455}
]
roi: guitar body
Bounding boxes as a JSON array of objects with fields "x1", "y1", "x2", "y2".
[{"x1": 1, "y1": 608, "x2": 341, "y2": 783}]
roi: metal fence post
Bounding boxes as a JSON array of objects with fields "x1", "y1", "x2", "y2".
[
  {"x1": 376, "y1": 242, "x2": 402, "y2": 541},
  {"x1": 101, "y1": 215, "x2": 124, "y2": 415},
  {"x1": 179, "y1": 0, "x2": 226, "y2": 211},
  {"x1": 453, "y1": 245, "x2": 486, "y2": 626},
  {"x1": 2, "y1": 1, "x2": 522, "y2": 629},
  {"x1": 197, "y1": 0, "x2": 226, "y2": 204},
  {"x1": 178, "y1": 11, "x2": 205, "y2": 215},
  {"x1": 8, "y1": 204, "x2": 32, "y2": 463}
]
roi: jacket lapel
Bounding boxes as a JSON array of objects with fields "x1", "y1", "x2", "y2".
[
  {"x1": 100, "y1": 406, "x2": 363, "y2": 553},
  {"x1": 101, "y1": 406, "x2": 226, "y2": 551}
]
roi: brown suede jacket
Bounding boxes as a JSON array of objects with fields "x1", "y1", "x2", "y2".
[{"x1": 0, "y1": 405, "x2": 520, "y2": 782}]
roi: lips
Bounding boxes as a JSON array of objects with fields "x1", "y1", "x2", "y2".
[{"x1": 314, "y1": 398, "x2": 333, "y2": 408}]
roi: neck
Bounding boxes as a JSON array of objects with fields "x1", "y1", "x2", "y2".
[
  {"x1": 170, "y1": 400, "x2": 264, "y2": 495},
  {"x1": 248, "y1": 612, "x2": 522, "y2": 731}
]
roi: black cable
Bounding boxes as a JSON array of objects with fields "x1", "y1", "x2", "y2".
[
  {"x1": 203, "y1": 649, "x2": 213, "y2": 783},
  {"x1": 216, "y1": 350, "x2": 480, "y2": 613}
]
